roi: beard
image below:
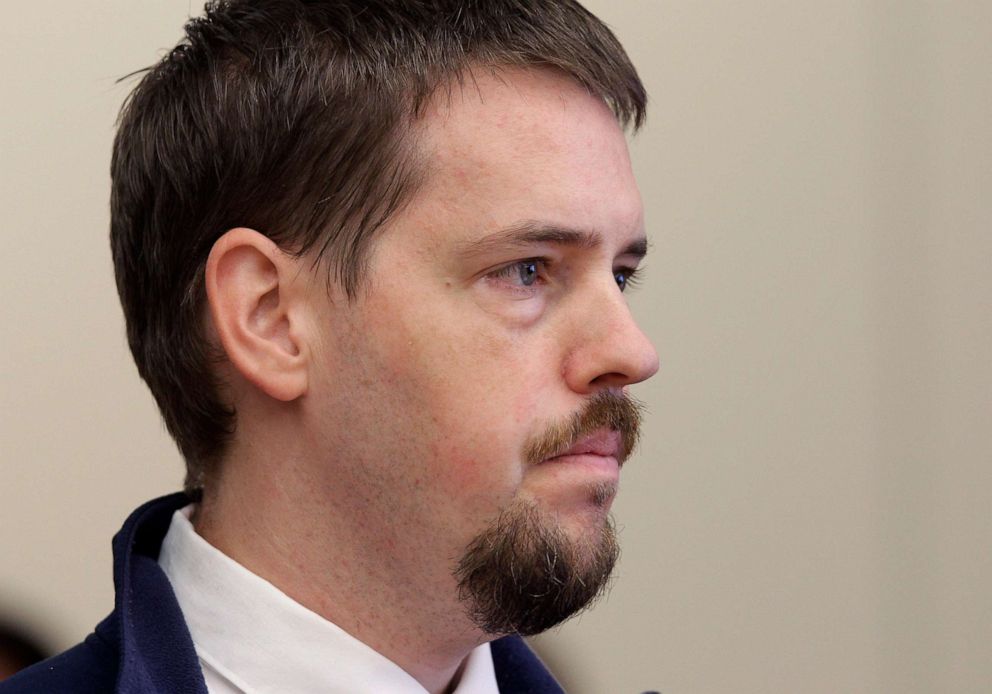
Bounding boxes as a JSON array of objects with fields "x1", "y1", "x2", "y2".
[
  {"x1": 455, "y1": 494, "x2": 620, "y2": 636},
  {"x1": 454, "y1": 391, "x2": 640, "y2": 636}
]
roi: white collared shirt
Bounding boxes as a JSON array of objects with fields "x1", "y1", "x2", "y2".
[{"x1": 158, "y1": 505, "x2": 499, "y2": 694}]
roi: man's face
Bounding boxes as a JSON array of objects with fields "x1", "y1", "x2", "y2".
[{"x1": 302, "y1": 67, "x2": 658, "y2": 634}]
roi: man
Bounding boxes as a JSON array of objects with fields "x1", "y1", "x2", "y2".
[{"x1": 3, "y1": 1, "x2": 657, "y2": 692}]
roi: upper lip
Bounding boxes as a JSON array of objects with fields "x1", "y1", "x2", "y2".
[{"x1": 547, "y1": 428, "x2": 621, "y2": 460}]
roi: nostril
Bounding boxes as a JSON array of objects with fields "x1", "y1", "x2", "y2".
[{"x1": 591, "y1": 371, "x2": 634, "y2": 389}]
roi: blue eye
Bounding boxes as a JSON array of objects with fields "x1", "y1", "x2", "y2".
[
  {"x1": 614, "y1": 267, "x2": 640, "y2": 292},
  {"x1": 489, "y1": 259, "x2": 545, "y2": 288},
  {"x1": 518, "y1": 261, "x2": 539, "y2": 286}
]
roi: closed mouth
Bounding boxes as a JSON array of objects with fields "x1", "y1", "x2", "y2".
[{"x1": 544, "y1": 428, "x2": 621, "y2": 463}]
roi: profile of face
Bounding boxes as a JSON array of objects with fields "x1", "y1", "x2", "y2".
[{"x1": 300, "y1": 67, "x2": 659, "y2": 637}]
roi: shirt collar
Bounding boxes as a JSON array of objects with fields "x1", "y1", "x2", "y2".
[{"x1": 158, "y1": 504, "x2": 498, "y2": 694}]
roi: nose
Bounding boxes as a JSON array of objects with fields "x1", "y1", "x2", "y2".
[{"x1": 563, "y1": 283, "x2": 660, "y2": 394}]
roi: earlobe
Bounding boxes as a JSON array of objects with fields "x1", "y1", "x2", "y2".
[{"x1": 205, "y1": 228, "x2": 309, "y2": 402}]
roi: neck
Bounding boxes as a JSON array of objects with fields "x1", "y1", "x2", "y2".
[{"x1": 193, "y1": 440, "x2": 486, "y2": 694}]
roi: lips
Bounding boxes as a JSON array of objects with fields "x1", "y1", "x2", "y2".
[{"x1": 544, "y1": 428, "x2": 622, "y2": 463}]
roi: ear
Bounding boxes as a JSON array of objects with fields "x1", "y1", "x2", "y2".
[{"x1": 205, "y1": 227, "x2": 309, "y2": 402}]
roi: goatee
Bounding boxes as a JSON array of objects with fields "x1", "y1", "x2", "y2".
[
  {"x1": 455, "y1": 497, "x2": 620, "y2": 636},
  {"x1": 454, "y1": 391, "x2": 641, "y2": 636}
]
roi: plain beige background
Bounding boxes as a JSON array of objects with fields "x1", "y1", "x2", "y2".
[{"x1": 1, "y1": 2, "x2": 990, "y2": 692}]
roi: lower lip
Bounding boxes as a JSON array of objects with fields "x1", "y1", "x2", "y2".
[{"x1": 543, "y1": 453, "x2": 620, "y2": 477}]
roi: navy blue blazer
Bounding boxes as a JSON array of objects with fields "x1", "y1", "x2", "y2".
[{"x1": 1, "y1": 494, "x2": 564, "y2": 693}]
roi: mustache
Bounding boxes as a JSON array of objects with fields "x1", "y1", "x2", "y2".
[{"x1": 523, "y1": 391, "x2": 644, "y2": 468}]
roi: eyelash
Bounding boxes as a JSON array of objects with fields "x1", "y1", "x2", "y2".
[
  {"x1": 487, "y1": 259, "x2": 642, "y2": 293},
  {"x1": 486, "y1": 259, "x2": 549, "y2": 296},
  {"x1": 615, "y1": 265, "x2": 642, "y2": 292}
]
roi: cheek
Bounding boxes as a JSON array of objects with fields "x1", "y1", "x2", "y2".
[
  {"x1": 397, "y1": 340, "x2": 533, "y2": 486},
  {"x1": 358, "y1": 279, "x2": 563, "y2": 497},
  {"x1": 422, "y1": 367, "x2": 557, "y2": 511},
  {"x1": 427, "y1": 437, "x2": 499, "y2": 499}
]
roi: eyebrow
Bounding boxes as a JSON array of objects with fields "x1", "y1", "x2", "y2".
[{"x1": 457, "y1": 221, "x2": 648, "y2": 260}]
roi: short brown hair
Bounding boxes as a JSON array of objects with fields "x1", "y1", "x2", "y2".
[{"x1": 111, "y1": 0, "x2": 646, "y2": 492}]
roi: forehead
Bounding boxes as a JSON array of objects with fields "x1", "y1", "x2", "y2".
[{"x1": 403, "y1": 67, "x2": 644, "y2": 250}]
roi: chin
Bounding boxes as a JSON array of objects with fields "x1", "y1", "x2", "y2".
[
  {"x1": 534, "y1": 478, "x2": 619, "y2": 532},
  {"x1": 455, "y1": 496, "x2": 620, "y2": 636}
]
